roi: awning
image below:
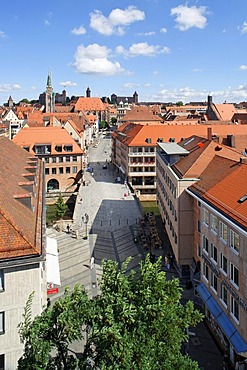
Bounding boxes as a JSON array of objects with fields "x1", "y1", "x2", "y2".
[
  {"x1": 197, "y1": 283, "x2": 247, "y2": 355},
  {"x1": 46, "y1": 237, "x2": 61, "y2": 286}
]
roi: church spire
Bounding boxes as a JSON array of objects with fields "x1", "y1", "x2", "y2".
[{"x1": 46, "y1": 71, "x2": 52, "y2": 88}]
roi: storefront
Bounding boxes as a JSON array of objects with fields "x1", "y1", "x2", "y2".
[{"x1": 197, "y1": 283, "x2": 247, "y2": 369}]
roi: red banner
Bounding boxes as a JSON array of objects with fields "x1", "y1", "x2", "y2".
[{"x1": 47, "y1": 287, "x2": 59, "y2": 295}]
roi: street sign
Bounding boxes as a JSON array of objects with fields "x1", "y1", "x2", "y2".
[{"x1": 47, "y1": 287, "x2": 59, "y2": 295}]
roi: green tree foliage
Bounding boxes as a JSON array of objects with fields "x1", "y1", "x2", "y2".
[
  {"x1": 110, "y1": 117, "x2": 117, "y2": 124},
  {"x1": 176, "y1": 101, "x2": 184, "y2": 106},
  {"x1": 55, "y1": 193, "x2": 68, "y2": 219},
  {"x1": 18, "y1": 257, "x2": 203, "y2": 369}
]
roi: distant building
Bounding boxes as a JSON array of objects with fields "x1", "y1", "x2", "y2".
[
  {"x1": 13, "y1": 126, "x2": 85, "y2": 193},
  {"x1": 111, "y1": 91, "x2": 138, "y2": 105}
]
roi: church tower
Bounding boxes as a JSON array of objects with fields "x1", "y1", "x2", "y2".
[
  {"x1": 86, "y1": 87, "x2": 91, "y2": 98},
  {"x1": 45, "y1": 72, "x2": 55, "y2": 113}
]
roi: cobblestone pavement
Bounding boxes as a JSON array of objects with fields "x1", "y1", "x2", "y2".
[{"x1": 46, "y1": 134, "x2": 224, "y2": 369}]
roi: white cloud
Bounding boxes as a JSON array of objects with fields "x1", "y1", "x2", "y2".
[
  {"x1": 160, "y1": 27, "x2": 167, "y2": 33},
  {"x1": 0, "y1": 84, "x2": 21, "y2": 92},
  {"x1": 123, "y1": 82, "x2": 140, "y2": 89},
  {"x1": 0, "y1": 31, "x2": 6, "y2": 38},
  {"x1": 240, "y1": 65, "x2": 247, "y2": 70},
  {"x1": 59, "y1": 81, "x2": 78, "y2": 87},
  {"x1": 171, "y1": 5, "x2": 208, "y2": 31},
  {"x1": 90, "y1": 6, "x2": 145, "y2": 36},
  {"x1": 136, "y1": 31, "x2": 155, "y2": 36},
  {"x1": 71, "y1": 26, "x2": 86, "y2": 35},
  {"x1": 44, "y1": 19, "x2": 50, "y2": 26},
  {"x1": 192, "y1": 68, "x2": 203, "y2": 72},
  {"x1": 116, "y1": 42, "x2": 170, "y2": 57},
  {"x1": 152, "y1": 85, "x2": 247, "y2": 103},
  {"x1": 239, "y1": 21, "x2": 247, "y2": 34},
  {"x1": 73, "y1": 44, "x2": 125, "y2": 75}
]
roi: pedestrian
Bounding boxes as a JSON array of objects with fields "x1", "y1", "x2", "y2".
[
  {"x1": 67, "y1": 224, "x2": 70, "y2": 234},
  {"x1": 75, "y1": 230, "x2": 79, "y2": 239},
  {"x1": 165, "y1": 254, "x2": 170, "y2": 269},
  {"x1": 124, "y1": 193, "x2": 127, "y2": 199}
]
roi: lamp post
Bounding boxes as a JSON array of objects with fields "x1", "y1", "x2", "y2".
[{"x1": 82, "y1": 213, "x2": 89, "y2": 239}]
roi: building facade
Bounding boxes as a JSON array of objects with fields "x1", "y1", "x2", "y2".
[
  {"x1": 0, "y1": 137, "x2": 47, "y2": 369},
  {"x1": 12, "y1": 127, "x2": 85, "y2": 193}
]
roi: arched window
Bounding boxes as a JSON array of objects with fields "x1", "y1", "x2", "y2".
[{"x1": 47, "y1": 179, "x2": 59, "y2": 191}]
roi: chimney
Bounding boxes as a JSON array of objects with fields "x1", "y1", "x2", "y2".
[
  {"x1": 207, "y1": 127, "x2": 212, "y2": 141},
  {"x1": 227, "y1": 134, "x2": 235, "y2": 148},
  {"x1": 240, "y1": 157, "x2": 247, "y2": 164}
]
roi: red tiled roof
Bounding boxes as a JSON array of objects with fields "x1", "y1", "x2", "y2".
[
  {"x1": 115, "y1": 123, "x2": 247, "y2": 148},
  {"x1": 75, "y1": 97, "x2": 107, "y2": 112},
  {"x1": 190, "y1": 156, "x2": 247, "y2": 228},
  {"x1": 12, "y1": 127, "x2": 84, "y2": 155},
  {"x1": 0, "y1": 137, "x2": 44, "y2": 260},
  {"x1": 173, "y1": 137, "x2": 241, "y2": 178}
]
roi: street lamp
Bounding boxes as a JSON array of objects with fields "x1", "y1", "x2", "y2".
[{"x1": 82, "y1": 213, "x2": 89, "y2": 239}]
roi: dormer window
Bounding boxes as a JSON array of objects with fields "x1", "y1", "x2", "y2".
[
  {"x1": 34, "y1": 144, "x2": 51, "y2": 155},
  {"x1": 64, "y1": 145, "x2": 73, "y2": 152},
  {"x1": 55, "y1": 145, "x2": 62, "y2": 152},
  {"x1": 23, "y1": 146, "x2": 30, "y2": 152},
  {"x1": 145, "y1": 138, "x2": 152, "y2": 143},
  {"x1": 157, "y1": 138, "x2": 163, "y2": 143}
]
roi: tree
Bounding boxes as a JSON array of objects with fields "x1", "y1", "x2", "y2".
[
  {"x1": 55, "y1": 193, "x2": 68, "y2": 219},
  {"x1": 176, "y1": 101, "x2": 184, "y2": 106},
  {"x1": 18, "y1": 285, "x2": 90, "y2": 370},
  {"x1": 110, "y1": 117, "x2": 117, "y2": 125},
  {"x1": 18, "y1": 257, "x2": 203, "y2": 369}
]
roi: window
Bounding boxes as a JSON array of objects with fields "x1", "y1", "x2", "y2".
[
  {"x1": 72, "y1": 166, "x2": 77, "y2": 174},
  {"x1": 66, "y1": 167, "x2": 70, "y2": 174},
  {"x1": 230, "y1": 296, "x2": 239, "y2": 322},
  {"x1": 0, "y1": 270, "x2": 4, "y2": 291},
  {"x1": 0, "y1": 354, "x2": 4, "y2": 370},
  {"x1": 52, "y1": 168, "x2": 56, "y2": 175},
  {"x1": 197, "y1": 201, "x2": 201, "y2": 207},
  {"x1": 64, "y1": 145, "x2": 73, "y2": 152},
  {"x1": 52, "y1": 157, "x2": 56, "y2": 163},
  {"x1": 211, "y1": 243, "x2": 217, "y2": 263},
  {"x1": 59, "y1": 157, "x2": 63, "y2": 163},
  {"x1": 45, "y1": 168, "x2": 49, "y2": 175},
  {"x1": 230, "y1": 263, "x2": 239, "y2": 288},
  {"x1": 0, "y1": 312, "x2": 4, "y2": 334},
  {"x1": 211, "y1": 214, "x2": 218, "y2": 234},
  {"x1": 44, "y1": 157, "x2": 49, "y2": 163},
  {"x1": 219, "y1": 222, "x2": 228, "y2": 243},
  {"x1": 23, "y1": 146, "x2": 30, "y2": 152},
  {"x1": 72, "y1": 156, "x2": 77, "y2": 162},
  {"x1": 211, "y1": 272, "x2": 218, "y2": 293},
  {"x1": 203, "y1": 263, "x2": 209, "y2": 281},
  {"x1": 59, "y1": 167, "x2": 63, "y2": 174},
  {"x1": 220, "y1": 253, "x2": 227, "y2": 275},
  {"x1": 55, "y1": 145, "x2": 62, "y2": 152},
  {"x1": 66, "y1": 156, "x2": 70, "y2": 162},
  {"x1": 202, "y1": 235, "x2": 209, "y2": 254},
  {"x1": 230, "y1": 230, "x2": 239, "y2": 253},
  {"x1": 220, "y1": 284, "x2": 228, "y2": 307},
  {"x1": 197, "y1": 220, "x2": 201, "y2": 233},
  {"x1": 197, "y1": 244, "x2": 201, "y2": 257},
  {"x1": 203, "y1": 208, "x2": 209, "y2": 226}
]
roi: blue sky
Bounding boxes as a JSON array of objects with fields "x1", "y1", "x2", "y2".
[{"x1": 1, "y1": 0, "x2": 247, "y2": 105}]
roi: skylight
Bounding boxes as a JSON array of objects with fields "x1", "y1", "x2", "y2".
[
  {"x1": 183, "y1": 137, "x2": 195, "y2": 146},
  {"x1": 238, "y1": 195, "x2": 247, "y2": 204}
]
